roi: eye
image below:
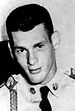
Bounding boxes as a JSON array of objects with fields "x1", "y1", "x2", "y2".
[
  {"x1": 36, "y1": 44, "x2": 44, "y2": 49},
  {"x1": 15, "y1": 48, "x2": 25, "y2": 54}
]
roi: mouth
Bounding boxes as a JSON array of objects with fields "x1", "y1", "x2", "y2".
[{"x1": 29, "y1": 67, "x2": 41, "y2": 74}]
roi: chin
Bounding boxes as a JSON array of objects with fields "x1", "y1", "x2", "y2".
[
  {"x1": 25, "y1": 70, "x2": 46, "y2": 85},
  {"x1": 29, "y1": 76, "x2": 45, "y2": 85}
]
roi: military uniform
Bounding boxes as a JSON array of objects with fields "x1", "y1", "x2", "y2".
[{"x1": 0, "y1": 68, "x2": 75, "y2": 111}]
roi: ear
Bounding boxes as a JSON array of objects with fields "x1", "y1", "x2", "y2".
[
  {"x1": 8, "y1": 42, "x2": 14, "y2": 58},
  {"x1": 51, "y1": 31, "x2": 60, "y2": 50}
]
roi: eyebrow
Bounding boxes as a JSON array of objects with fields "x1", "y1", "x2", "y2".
[
  {"x1": 13, "y1": 46, "x2": 28, "y2": 51},
  {"x1": 13, "y1": 40, "x2": 46, "y2": 50},
  {"x1": 33, "y1": 41, "x2": 46, "y2": 48}
]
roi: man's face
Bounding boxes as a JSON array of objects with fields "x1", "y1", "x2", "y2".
[{"x1": 11, "y1": 24, "x2": 56, "y2": 85}]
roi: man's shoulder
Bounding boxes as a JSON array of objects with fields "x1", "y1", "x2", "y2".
[
  {"x1": 0, "y1": 85, "x2": 10, "y2": 111},
  {"x1": 0, "y1": 84, "x2": 8, "y2": 95},
  {"x1": 57, "y1": 68, "x2": 75, "y2": 98},
  {"x1": 57, "y1": 68, "x2": 75, "y2": 85},
  {"x1": 62, "y1": 68, "x2": 75, "y2": 86}
]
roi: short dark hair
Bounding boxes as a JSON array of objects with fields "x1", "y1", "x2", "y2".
[{"x1": 6, "y1": 4, "x2": 54, "y2": 44}]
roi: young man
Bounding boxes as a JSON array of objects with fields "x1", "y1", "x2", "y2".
[{"x1": 0, "y1": 3, "x2": 75, "y2": 111}]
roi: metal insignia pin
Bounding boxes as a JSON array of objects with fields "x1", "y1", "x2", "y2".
[
  {"x1": 52, "y1": 83, "x2": 58, "y2": 90},
  {"x1": 30, "y1": 87, "x2": 36, "y2": 94}
]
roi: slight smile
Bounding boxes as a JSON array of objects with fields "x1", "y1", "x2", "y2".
[{"x1": 29, "y1": 67, "x2": 42, "y2": 74}]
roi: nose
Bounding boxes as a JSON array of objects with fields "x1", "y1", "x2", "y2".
[{"x1": 27, "y1": 50, "x2": 38, "y2": 66}]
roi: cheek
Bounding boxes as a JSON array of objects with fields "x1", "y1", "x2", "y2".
[
  {"x1": 41, "y1": 50, "x2": 52, "y2": 62},
  {"x1": 15, "y1": 55, "x2": 27, "y2": 67},
  {"x1": 41, "y1": 50, "x2": 53, "y2": 68}
]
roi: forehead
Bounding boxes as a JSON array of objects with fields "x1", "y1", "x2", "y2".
[{"x1": 12, "y1": 24, "x2": 49, "y2": 47}]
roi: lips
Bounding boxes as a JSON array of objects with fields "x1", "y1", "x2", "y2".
[{"x1": 29, "y1": 67, "x2": 41, "y2": 74}]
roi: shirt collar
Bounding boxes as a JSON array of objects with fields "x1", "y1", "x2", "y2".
[
  {"x1": 47, "y1": 69, "x2": 62, "y2": 93},
  {"x1": 28, "y1": 70, "x2": 64, "y2": 100},
  {"x1": 47, "y1": 68, "x2": 71, "y2": 97}
]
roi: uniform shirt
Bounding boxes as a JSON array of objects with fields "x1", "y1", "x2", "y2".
[{"x1": 0, "y1": 68, "x2": 75, "y2": 111}]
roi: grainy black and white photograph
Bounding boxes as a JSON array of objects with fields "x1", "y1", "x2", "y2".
[{"x1": 0, "y1": 0, "x2": 75, "y2": 111}]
